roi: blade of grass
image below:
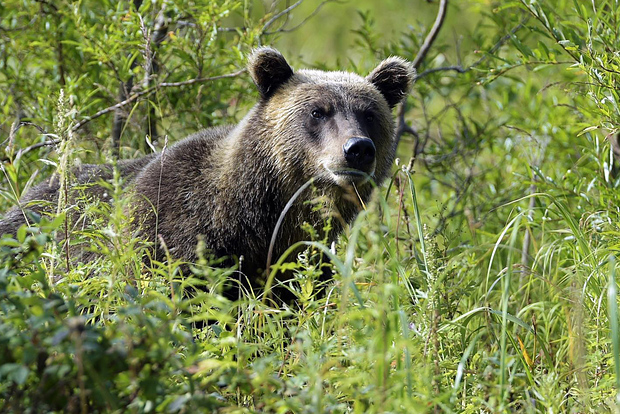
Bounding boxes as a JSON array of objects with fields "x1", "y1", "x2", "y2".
[
  {"x1": 608, "y1": 255, "x2": 620, "y2": 405},
  {"x1": 452, "y1": 330, "x2": 484, "y2": 401},
  {"x1": 398, "y1": 310, "x2": 413, "y2": 398},
  {"x1": 500, "y1": 216, "x2": 522, "y2": 407},
  {"x1": 404, "y1": 169, "x2": 428, "y2": 277}
]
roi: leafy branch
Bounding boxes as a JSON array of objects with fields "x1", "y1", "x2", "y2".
[
  {"x1": 396, "y1": 8, "x2": 530, "y2": 152},
  {"x1": 72, "y1": 69, "x2": 248, "y2": 132}
]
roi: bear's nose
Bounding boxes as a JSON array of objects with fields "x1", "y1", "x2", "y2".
[{"x1": 343, "y1": 137, "x2": 376, "y2": 171}]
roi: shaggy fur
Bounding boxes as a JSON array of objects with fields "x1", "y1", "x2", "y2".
[{"x1": 0, "y1": 48, "x2": 413, "y2": 289}]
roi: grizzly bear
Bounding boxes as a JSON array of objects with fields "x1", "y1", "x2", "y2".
[{"x1": 0, "y1": 47, "x2": 413, "y2": 295}]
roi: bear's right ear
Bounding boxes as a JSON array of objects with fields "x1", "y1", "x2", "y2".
[{"x1": 248, "y1": 47, "x2": 294, "y2": 100}]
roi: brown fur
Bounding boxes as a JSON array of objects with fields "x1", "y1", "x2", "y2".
[{"x1": 0, "y1": 48, "x2": 413, "y2": 290}]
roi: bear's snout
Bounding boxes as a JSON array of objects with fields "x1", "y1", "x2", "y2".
[{"x1": 343, "y1": 137, "x2": 376, "y2": 172}]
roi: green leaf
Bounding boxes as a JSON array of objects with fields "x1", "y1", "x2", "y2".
[{"x1": 0, "y1": 364, "x2": 30, "y2": 385}]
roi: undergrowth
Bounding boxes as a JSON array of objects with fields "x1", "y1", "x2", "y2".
[{"x1": 2, "y1": 153, "x2": 620, "y2": 412}]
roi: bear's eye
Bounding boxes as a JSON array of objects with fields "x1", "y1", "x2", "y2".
[
  {"x1": 311, "y1": 109, "x2": 325, "y2": 119},
  {"x1": 365, "y1": 112, "x2": 374, "y2": 123}
]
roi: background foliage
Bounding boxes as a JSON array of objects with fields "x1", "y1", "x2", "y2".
[{"x1": 1, "y1": 0, "x2": 620, "y2": 412}]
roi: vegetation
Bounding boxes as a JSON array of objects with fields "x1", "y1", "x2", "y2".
[{"x1": 1, "y1": 0, "x2": 620, "y2": 412}]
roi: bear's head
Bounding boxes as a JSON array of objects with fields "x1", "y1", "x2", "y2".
[{"x1": 247, "y1": 47, "x2": 413, "y2": 197}]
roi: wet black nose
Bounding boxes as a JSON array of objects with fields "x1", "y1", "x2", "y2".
[{"x1": 343, "y1": 137, "x2": 376, "y2": 170}]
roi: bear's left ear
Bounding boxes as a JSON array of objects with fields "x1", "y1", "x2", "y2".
[
  {"x1": 367, "y1": 57, "x2": 414, "y2": 109},
  {"x1": 248, "y1": 47, "x2": 294, "y2": 100}
]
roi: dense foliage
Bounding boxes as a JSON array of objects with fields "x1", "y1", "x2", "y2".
[{"x1": 1, "y1": 0, "x2": 620, "y2": 412}]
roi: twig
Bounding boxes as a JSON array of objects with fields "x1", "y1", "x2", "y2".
[
  {"x1": 11, "y1": 121, "x2": 48, "y2": 136},
  {"x1": 518, "y1": 1, "x2": 580, "y2": 63},
  {"x1": 411, "y1": 0, "x2": 449, "y2": 70},
  {"x1": 395, "y1": 113, "x2": 419, "y2": 142},
  {"x1": 1, "y1": 122, "x2": 54, "y2": 161},
  {"x1": 264, "y1": 0, "x2": 342, "y2": 35},
  {"x1": 5, "y1": 69, "x2": 247, "y2": 158},
  {"x1": 396, "y1": 12, "x2": 530, "y2": 149},
  {"x1": 261, "y1": 0, "x2": 305, "y2": 35},
  {"x1": 476, "y1": 19, "x2": 527, "y2": 64},
  {"x1": 111, "y1": 0, "x2": 145, "y2": 155},
  {"x1": 16, "y1": 139, "x2": 60, "y2": 156},
  {"x1": 71, "y1": 69, "x2": 246, "y2": 132},
  {"x1": 156, "y1": 70, "x2": 247, "y2": 88},
  {"x1": 34, "y1": 0, "x2": 58, "y2": 11},
  {"x1": 141, "y1": 5, "x2": 169, "y2": 140},
  {"x1": 396, "y1": 0, "x2": 449, "y2": 148},
  {"x1": 415, "y1": 65, "x2": 467, "y2": 80}
]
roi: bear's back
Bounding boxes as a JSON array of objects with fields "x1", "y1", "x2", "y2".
[{"x1": 129, "y1": 124, "x2": 238, "y2": 261}]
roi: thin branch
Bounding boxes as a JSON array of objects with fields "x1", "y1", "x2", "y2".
[
  {"x1": 518, "y1": 1, "x2": 580, "y2": 63},
  {"x1": 111, "y1": 0, "x2": 144, "y2": 155},
  {"x1": 1, "y1": 138, "x2": 61, "y2": 163},
  {"x1": 412, "y1": 0, "x2": 449, "y2": 70},
  {"x1": 415, "y1": 65, "x2": 467, "y2": 79},
  {"x1": 264, "y1": 0, "x2": 342, "y2": 35},
  {"x1": 261, "y1": 0, "x2": 304, "y2": 35},
  {"x1": 414, "y1": 17, "x2": 529, "y2": 82},
  {"x1": 396, "y1": 12, "x2": 530, "y2": 149},
  {"x1": 396, "y1": 0, "x2": 448, "y2": 148},
  {"x1": 0, "y1": 22, "x2": 33, "y2": 32},
  {"x1": 157, "y1": 69, "x2": 247, "y2": 88},
  {"x1": 71, "y1": 69, "x2": 246, "y2": 132},
  {"x1": 395, "y1": 112, "x2": 419, "y2": 141},
  {"x1": 1, "y1": 122, "x2": 53, "y2": 161},
  {"x1": 473, "y1": 19, "x2": 528, "y2": 66},
  {"x1": 11, "y1": 121, "x2": 48, "y2": 136},
  {"x1": 141, "y1": 6, "x2": 169, "y2": 140}
]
